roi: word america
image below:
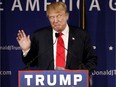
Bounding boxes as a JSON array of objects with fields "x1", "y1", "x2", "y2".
[{"x1": 0, "y1": 0, "x2": 116, "y2": 11}]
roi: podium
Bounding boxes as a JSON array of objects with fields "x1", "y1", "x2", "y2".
[{"x1": 18, "y1": 70, "x2": 89, "y2": 87}]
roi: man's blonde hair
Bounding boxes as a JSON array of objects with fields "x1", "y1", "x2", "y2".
[{"x1": 46, "y1": 2, "x2": 68, "y2": 16}]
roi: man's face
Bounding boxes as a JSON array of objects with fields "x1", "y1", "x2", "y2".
[{"x1": 48, "y1": 11, "x2": 69, "y2": 32}]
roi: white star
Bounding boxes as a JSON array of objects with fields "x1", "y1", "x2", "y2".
[
  {"x1": 115, "y1": 2, "x2": 116, "y2": 5},
  {"x1": 93, "y1": 46, "x2": 96, "y2": 49},
  {"x1": 109, "y1": 46, "x2": 113, "y2": 51}
]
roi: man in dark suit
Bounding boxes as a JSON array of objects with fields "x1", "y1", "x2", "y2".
[{"x1": 16, "y1": 2, "x2": 97, "y2": 73}]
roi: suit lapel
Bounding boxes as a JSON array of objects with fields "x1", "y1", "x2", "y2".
[
  {"x1": 65, "y1": 27, "x2": 75, "y2": 69},
  {"x1": 65, "y1": 26, "x2": 82, "y2": 69},
  {"x1": 45, "y1": 28, "x2": 54, "y2": 69}
]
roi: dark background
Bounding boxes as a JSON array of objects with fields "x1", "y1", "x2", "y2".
[{"x1": 0, "y1": 0, "x2": 115, "y2": 87}]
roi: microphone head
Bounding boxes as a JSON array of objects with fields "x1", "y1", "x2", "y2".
[{"x1": 55, "y1": 33, "x2": 59, "y2": 38}]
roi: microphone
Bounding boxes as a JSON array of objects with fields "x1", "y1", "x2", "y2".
[
  {"x1": 55, "y1": 33, "x2": 60, "y2": 38},
  {"x1": 46, "y1": 33, "x2": 60, "y2": 69},
  {"x1": 24, "y1": 33, "x2": 59, "y2": 69},
  {"x1": 48, "y1": 32, "x2": 82, "y2": 70}
]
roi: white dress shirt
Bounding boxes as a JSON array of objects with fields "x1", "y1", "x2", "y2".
[{"x1": 53, "y1": 24, "x2": 69, "y2": 69}]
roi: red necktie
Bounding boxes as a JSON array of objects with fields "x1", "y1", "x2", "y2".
[{"x1": 56, "y1": 32, "x2": 65, "y2": 68}]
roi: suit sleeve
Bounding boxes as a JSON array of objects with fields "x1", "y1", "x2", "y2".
[
  {"x1": 22, "y1": 33, "x2": 38, "y2": 67},
  {"x1": 78, "y1": 31, "x2": 97, "y2": 74}
]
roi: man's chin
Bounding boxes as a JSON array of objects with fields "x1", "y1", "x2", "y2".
[{"x1": 54, "y1": 28, "x2": 62, "y2": 32}]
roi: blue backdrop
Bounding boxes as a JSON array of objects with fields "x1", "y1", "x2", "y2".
[{"x1": 0, "y1": 0, "x2": 116, "y2": 87}]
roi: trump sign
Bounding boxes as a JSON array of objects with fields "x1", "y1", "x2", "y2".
[{"x1": 18, "y1": 70, "x2": 89, "y2": 87}]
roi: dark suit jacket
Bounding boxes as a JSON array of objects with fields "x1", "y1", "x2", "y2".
[{"x1": 23, "y1": 26, "x2": 97, "y2": 73}]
